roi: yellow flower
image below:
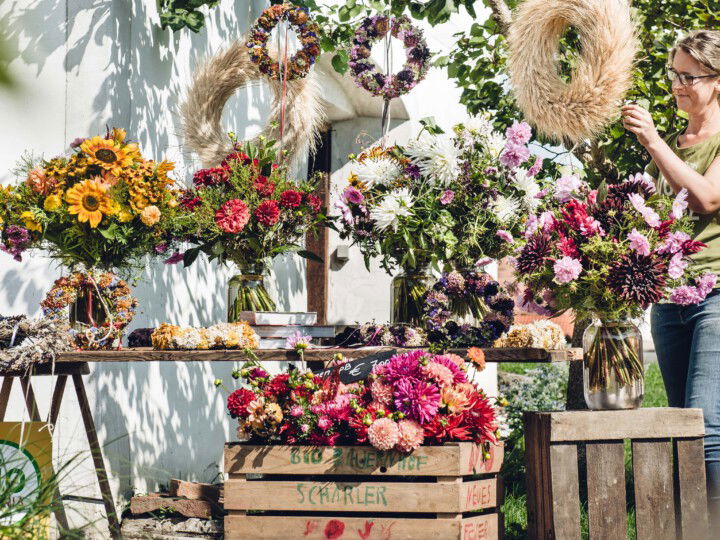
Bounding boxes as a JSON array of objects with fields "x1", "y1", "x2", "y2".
[
  {"x1": 107, "y1": 200, "x2": 121, "y2": 216},
  {"x1": 140, "y1": 205, "x2": 161, "y2": 226},
  {"x1": 44, "y1": 194, "x2": 63, "y2": 211},
  {"x1": 80, "y1": 136, "x2": 136, "y2": 176},
  {"x1": 65, "y1": 179, "x2": 113, "y2": 228},
  {"x1": 111, "y1": 128, "x2": 126, "y2": 143},
  {"x1": 168, "y1": 198, "x2": 178, "y2": 209},
  {"x1": 20, "y1": 211, "x2": 42, "y2": 232},
  {"x1": 117, "y1": 209, "x2": 133, "y2": 222}
]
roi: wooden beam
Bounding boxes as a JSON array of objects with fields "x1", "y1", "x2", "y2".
[
  {"x1": 305, "y1": 172, "x2": 330, "y2": 325},
  {"x1": 53, "y1": 346, "x2": 581, "y2": 364}
]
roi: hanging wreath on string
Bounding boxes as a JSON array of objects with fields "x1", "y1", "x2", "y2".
[
  {"x1": 507, "y1": 0, "x2": 638, "y2": 143},
  {"x1": 182, "y1": 39, "x2": 325, "y2": 167},
  {"x1": 40, "y1": 271, "x2": 138, "y2": 350},
  {"x1": 246, "y1": 3, "x2": 321, "y2": 80},
  {"x1": 348, "y1": 14, "x2": 431, "y2": 100}
]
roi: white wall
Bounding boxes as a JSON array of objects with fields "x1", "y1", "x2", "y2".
[{"x1": 0, "y1": 1, "x2": 494, "y2": 533}]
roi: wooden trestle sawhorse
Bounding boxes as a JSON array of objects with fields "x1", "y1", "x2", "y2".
[{"x1": 0, "y1": 361, "x2": 121, "y2": 539}]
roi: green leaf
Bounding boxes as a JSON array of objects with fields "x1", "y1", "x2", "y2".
[
  {"x1": 297, "y1": 250, "x2": 323, "y2": 263},
  {"x1": 596, "y1": 180, "x2": 608, "y2": 203},
  {"x1": 183, "y1": 247, "x2": 201, "y2": 268},
  {"x1": 331, "y1": 51, "x2": 349, "y2": 75}
]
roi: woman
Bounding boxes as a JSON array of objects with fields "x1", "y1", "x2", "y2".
[{"x1": 622, "y1": 29, "x2": 720, "y2": 527}]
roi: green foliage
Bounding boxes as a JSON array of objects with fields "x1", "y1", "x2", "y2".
[{"x1": 157, "y1": 0, "x2": 220, "y2": 32}]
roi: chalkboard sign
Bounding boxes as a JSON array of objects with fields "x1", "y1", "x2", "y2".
[{"x1": 314, "y1": 349, "x2": 397, "y2": 383}]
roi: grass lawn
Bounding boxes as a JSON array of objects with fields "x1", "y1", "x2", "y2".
[{"x1": 499, "y1": 360, "x2": 668, "y2": 539}]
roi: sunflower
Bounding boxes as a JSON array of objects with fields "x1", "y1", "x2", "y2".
[
  {"x1": 80, "y1": 136, "x2": 137, "y2": 176},
  {"x1": 65, "y1": 179, "x2": 113, "y2": 228}
]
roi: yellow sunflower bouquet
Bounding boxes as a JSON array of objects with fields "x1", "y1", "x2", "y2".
[{"x1": 0, "y1": 128, "x2": 182, "y2": 271}]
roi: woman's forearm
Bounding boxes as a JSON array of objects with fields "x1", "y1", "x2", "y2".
[{"x1": 647, "y1": 137, "x2": 720, "y2": 213}]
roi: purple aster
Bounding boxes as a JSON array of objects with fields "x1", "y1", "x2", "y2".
[{"x1": 439, "y1": 189, "x2": 455, "y2": 205}]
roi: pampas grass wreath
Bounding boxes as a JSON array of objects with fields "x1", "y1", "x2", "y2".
[
  {"x1": 181, "y1": 40, "x2": 325, "y2": 167},
  {"x1": 507, "y1": 0, "x2": 638, "y2": 143}
]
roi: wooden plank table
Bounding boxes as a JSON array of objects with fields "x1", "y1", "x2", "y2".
[{"x1": 1, "y1": 346, "x2": 579, "y2": 538}]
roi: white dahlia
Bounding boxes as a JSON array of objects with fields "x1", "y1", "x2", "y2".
[{"x1": 354, "y1": 157, "x2": 402, "y2": 188}]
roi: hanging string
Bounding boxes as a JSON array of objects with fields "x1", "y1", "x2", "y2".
[
  {"x1": 380, "y1": 12, "x2": 393, "y2": 144},
  {"x1": 278, "y1": 16, "x2": 291, "y2": 165}
]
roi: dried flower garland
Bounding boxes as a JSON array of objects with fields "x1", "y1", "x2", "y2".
[
  {"x1": 494, "y1": 320, "x2": 568, "y2": 349},
  {"x1": 348, "y1": 15, "x2": 430, "y2": 100},
  {"x1": 424, "y1": 269, "x2": 515, "y2": 349},
  {"x1": 0, "y1": 315, "x2": 73, "y2": 373},
  {"x1": 41, "y1": 272, "x2": 138, "y2": 350},
  {"x1": 151, "y1": 322, "x2": 260, "y2": 350},
  {"x1": 181, "y1": 40, "x2": 325, "y2": 167},
  {"x1": 247, "y1": 3, "x2": 320, "y2": 80},
  {"x1": 507, "y1": 0, "x2": 638, "y2": 142}
]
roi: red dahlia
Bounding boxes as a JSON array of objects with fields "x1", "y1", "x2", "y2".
[
  {"x1": 215, "y1": 199, "x2": 250, "y2": 233},
  {"x1": 179, "y1": 190, "x2": 202, "y2": 210},
  {"x1": 193, "y1": 166, "x2": 230, "y2": 188},
  {"x1": 254, "y1": 200, "x2": 280, "y2": 226},
  {"x1": 253, "y1": 176, "x2": 275, "y2": 197},
  {"x1": 306, "y1": 194, "x2": 322, "y2": 213},
  {"x1": 227, "y1": 388, "x2": 255, "y2": 418},
  {"x1": 279, "y1": 190, "x2": 303, "y2": 208},
  {"x1": 221, "y1": 151, "x2": 252, "y2": 167}
]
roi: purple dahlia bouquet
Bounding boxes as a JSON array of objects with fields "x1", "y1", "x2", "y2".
[{"x1": 514, "y1": 172, "x2": 716, "y2": 391}]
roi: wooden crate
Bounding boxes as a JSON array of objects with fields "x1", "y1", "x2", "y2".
[
  {"x1": 224, "y1": 442, "x2": 504, "y2": 539},
  {"x1": 524, "y1": 408, "x2": 709, "y2": 540}
]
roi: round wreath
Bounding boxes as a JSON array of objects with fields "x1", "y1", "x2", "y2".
[
  {"x1": 182, "y1": 40, "x2": 325, "y2": 167},
  {"x1": 246, "y1": 4, "x2": 320, "y2": 81},
  {"x1": 423, "y1": 269, "x2": 515, "y2": 348},
  {"x1": 507, "y1": 0, "x2": 638, "y2": 143},
  {"x1": 348, "y1": 15, "x2": 431, "y2": 100},
  {"x1": 41, "y1": 272, "x2": 138, "y2": 350}
]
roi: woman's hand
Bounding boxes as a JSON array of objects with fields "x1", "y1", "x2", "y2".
[{"x1": 622, "y1": 104, "x2": 661, "y2": 148}]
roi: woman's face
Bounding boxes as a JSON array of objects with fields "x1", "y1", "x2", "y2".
[{"x1": 671, "y1": 49, "x2": 720, "y2": 114}]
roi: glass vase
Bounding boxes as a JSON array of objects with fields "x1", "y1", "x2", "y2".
[
  {"x1": 390, "y1": 270, "x2": 433, "y2": 326},
  {"x1": 70, "y1": 282, "x2": 108, "y2": 328},
  {"x1": 227, "y1": 262, "x2": 276, "y2": 322},
  {"x1": 582, "y1": 319, "x2": 644, "y2": 410}
]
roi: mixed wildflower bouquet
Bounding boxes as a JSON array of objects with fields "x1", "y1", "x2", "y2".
[
  {"x1": 0, "y1": 128, "x2": 181, "y2": 271},
  {"x1": 335, "y1": 117, "x2": 546, "y2": 273},
  {"x1": 175, "y1": 137, "x2": 326, "y2": 313},
  {"x1": 514, "y1": 173, "x2": 716, "y2": 393},
  {"x1": 220, "y1": 350, "x2": 499, "y2": 453}
]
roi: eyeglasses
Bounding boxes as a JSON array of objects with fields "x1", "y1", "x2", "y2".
[{"x1": 667, "y1": 67, "x2": 719, "y2": 86}]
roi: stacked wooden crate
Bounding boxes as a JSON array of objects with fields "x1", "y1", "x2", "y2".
[{"x1": 223, "y1": 442, "x2": 504, "y2": 539}]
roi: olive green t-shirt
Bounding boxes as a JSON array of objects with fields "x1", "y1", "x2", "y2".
[{"x1": 646, "y1": 130, "x2": 720, "y2": 276}]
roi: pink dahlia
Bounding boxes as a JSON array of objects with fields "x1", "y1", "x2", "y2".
[
  {"x1": 215, "y1": 199, "x2": 250, "y2": 233},
  {"x1": 376, "y1": 350, "x2": 424, "y2": 384},
  {"x1": 279, "y1": 189, "x2": 303, "y2": 208},
  {"x1": 290, "y1": 405, "x2": 304, "y2": 417},
  {"x1": 254, "y1": 200, "x2": 280, "y2": 226},
  {"x1": 370, "y1": 379, "x2": 394, "y2": 406},
  {"x1": 395, "y1": 419, "x2": 425, "y2": 453},
  {"x1": 367, "y1": 417, "x2": 400, "y2": 451},
  {"x1": 431, "y1": 356, "x2": 467, "y2": 385},
  {"x1": 317, "y1": 415, "x2": 333, "y2": 431},
  {"x1": 422, "y1": 362, "x2": 454, "y2": 389},
  {"x1": 553, "y1": 256, "x2": 582, "y2": 284},
  {"x1": 499, "y1": 142, "x2": 530, "y2": 168},
  {"x1": 394, "y1": 379, "x2": 440, "y2": 424},
  {"x1": 506, "y1": 120, "x2": 532, "y2": 145}
]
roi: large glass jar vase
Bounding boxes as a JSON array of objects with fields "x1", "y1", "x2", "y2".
[
  {"x1": 390, "y1": 269, "x2": 434, "y2": 326},
  {"x1": 227, "y1": 262, "x2": 276, "y2": 322},
  {"x1": 70, "y1": 281, "x2": 108, "y2": 328},
  {"x1": 582, "y1": 319, "x2": 644, "y2": 410}
]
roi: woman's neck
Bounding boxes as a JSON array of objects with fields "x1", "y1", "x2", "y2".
[{"x1": 686, "y1": 102, "x2": 720, "y2": 137}]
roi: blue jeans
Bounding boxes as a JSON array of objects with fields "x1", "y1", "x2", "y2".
[{"x1": 651, "y1": 290, "x2": 720, "y2": 527}]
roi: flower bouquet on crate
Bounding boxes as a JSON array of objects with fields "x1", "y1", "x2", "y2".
[
  {"x1": 334, "y1": 116, "x2": 546, "y2": 324},
  {"x1": 175, "y1": 136, "x2": 327, "y2": 320},
  {"x1": 514, "y1": 173, "x2": 716, "y2": 409},
  {"x1": 0, "y1": 128, "x2": 181, "y2": 348},
  {"x1": 218, "y1": 350, "x2": 499, "y2": 453}
]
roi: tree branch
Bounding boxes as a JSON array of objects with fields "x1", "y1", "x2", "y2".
[{"x1": 486, "y1": 0, "x2": 512, "y2": 36}]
